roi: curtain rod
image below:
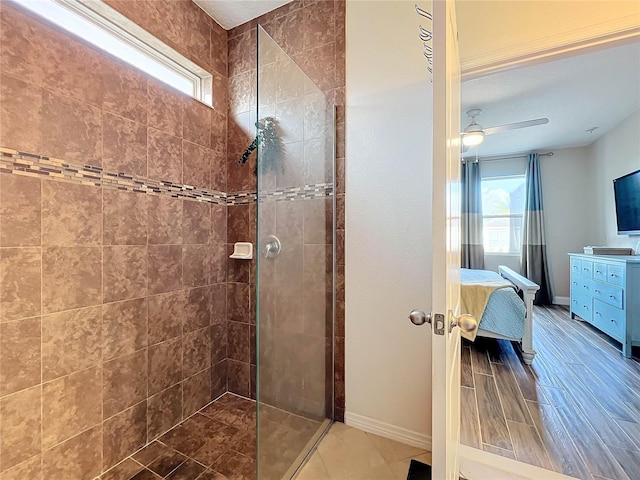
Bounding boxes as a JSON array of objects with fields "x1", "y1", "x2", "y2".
[{"x1": 462, "y1": 152, "x2": 554, "y2": 163}]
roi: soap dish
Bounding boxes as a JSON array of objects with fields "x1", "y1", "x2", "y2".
[{"x1": 229, "y1": 242, "x2": 253, "y2": 260}]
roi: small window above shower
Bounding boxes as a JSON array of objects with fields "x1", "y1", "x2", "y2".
[{"x1": 9, "y1": 0, "x2": 213, "y2": 106}]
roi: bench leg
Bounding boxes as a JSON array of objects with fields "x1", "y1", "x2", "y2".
[{"x1": 521, "y1": 292, "x2": 536, "y2": 365}]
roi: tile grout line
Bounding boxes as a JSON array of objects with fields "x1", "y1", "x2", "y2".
[
  {"x1": 486, "y1": 366, "x2": 517, "y2": 458},
  {"x1": 470, "y1": 361, "x2": 484, "y2": 452},
  {"x1": 466, "y1": 344, "x2": 483, "y2": 450},
  {"x1": 523, "y1": 399, "x2": 567, "y2": 476},
  {"x1": 40, "y1": 157, "x2": 45, "y2": 478},
  {"x1": 100, "y1": 174, "x2": 105, "y2": 474}
]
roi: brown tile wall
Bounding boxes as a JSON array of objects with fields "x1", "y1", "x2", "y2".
[
  {"x1": 225, "y1": 0, "x2": 346, "y2": 421},
  {"x1": 0, "y1": 1, "x2": 229, "y2": 477}
]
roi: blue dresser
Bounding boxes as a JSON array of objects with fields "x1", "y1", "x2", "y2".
[{"x1": 569, "y1": 254, "x2": 640, "y2": 357}]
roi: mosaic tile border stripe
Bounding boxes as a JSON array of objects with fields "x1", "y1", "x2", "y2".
[
  {"x1": 227, "y1": 184, "x2": 334, "y2": 205},
  {"x1": 0, "y1": 147, "x2": 227, "y2": 204},
  {"x1": 0, "y1": 148, "x2": 333, "y2": 205}
]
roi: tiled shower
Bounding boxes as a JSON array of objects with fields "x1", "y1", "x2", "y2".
[{"x1": 0, "y1": 0, "x2": 344, "y2": 479}]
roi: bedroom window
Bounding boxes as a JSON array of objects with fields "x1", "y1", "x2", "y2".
[
  {"x1": 10, "y1": 0, "x2": 213, "y2": 106},
  {"x1": 481, "y1": 175, "x2": 525, "y2": 254}
]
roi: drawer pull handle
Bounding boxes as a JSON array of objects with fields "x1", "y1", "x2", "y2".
[
  {"x1": 584, "y1": 305, "x2": 588, "y2": 309},
  {"x1": 596, "y1": 270, "x2": 602, "y2": 274},
  {"x1": 573, "y1": 282, "x2": 577, "y2": 285},
  {"x1": 595, "y1": 289, "x2": 601, "y2": 293},
  {"x1": 610, "y1": 295, "x2": 615, "y2": 299},
  {"x1": 573, "y1": 300, "x2": 577, "y2": 303},
  {"x1": 611, "y1": 319, "x2": 616, "y2": 323},
  {"x1": 611, "y1": 273, "x2": 618, "y2": 277},
  {"x1": 584, "y1": 268, "x2": 589, "y2": 271},
  {"x1": 596, "y1": 311, "x2": 601, "y2": 316},
  {"x1": 584, "y1": 286, "x2": 589, "y2": 289}
]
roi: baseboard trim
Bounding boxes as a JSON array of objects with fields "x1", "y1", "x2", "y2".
[
  {"x1": 553, "y1": 296, "x2": 570, "y2": 306},
  {"x1": 344, "y1": 411, "x2": 432, "y2": 450},
  {"x1": 459, "y1": 445, "x2": 576, "y2": 480}
]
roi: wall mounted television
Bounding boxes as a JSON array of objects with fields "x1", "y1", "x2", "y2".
[{"x1": 614, "y1": 169, "x2": 640, "y2": 235}]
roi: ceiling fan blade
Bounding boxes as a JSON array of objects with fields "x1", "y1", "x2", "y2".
[{"x1": 484, "y1": 118, "x2": 549, "y2": 135}]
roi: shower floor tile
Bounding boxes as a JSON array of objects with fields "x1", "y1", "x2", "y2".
[{"x1": 100, "y1": 393, "x2": 256, "y2": 480}]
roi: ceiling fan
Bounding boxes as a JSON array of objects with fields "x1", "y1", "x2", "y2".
[{"x1": 461, "y1": 109, "x2": 549, "y2": 147}]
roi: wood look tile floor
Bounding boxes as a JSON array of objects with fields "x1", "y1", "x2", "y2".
[
  {"x1": 461, "y1": 305, "x2": 640, "y2": 480},
  {"x1": 296, "y1": 423, "x2": 432, "y2": 480}
]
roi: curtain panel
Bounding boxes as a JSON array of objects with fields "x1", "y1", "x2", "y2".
[
  {"x1": 461, "y1": 160, "x2": 485, "y2": 269},
  {"x1": 521, "y1": 153, "x2": 553, "y2": 305}
]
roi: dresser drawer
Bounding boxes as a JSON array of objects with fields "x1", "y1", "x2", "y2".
[
  {"x1": 571, "y1": 291, "x2": 592, "y2": 322},
  {"x1": 593, "y1": 299, "x2": 625, "y2": 342},
  {"x1": 570, "y1": 277, "x2": 580, "y2": 290},
  {"x1": 581, "y1": 260, "x2": 593, "y2": 278},
  {"x1": 593, "y1": 263, "x2": 608, "y2": 282},
  {"x1": 577, "y1": 277, "x2": 595, "y2": 295},
  {"x1": 607, "y1": 264, "x2": 625, "y2": 287},
  {"x1": 592, "y1": 282, "x2": 624, "y2": 309},
  {"x1": 571, "y1": 257, "x2": 581, "y2": 276}
]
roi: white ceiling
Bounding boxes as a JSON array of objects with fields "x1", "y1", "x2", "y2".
[
  {"x1": 193, "y1": 0, "x2": 293, "y2": 29},
  {"x1": 461, "y1": 40, "x2": 640, "y2": 159}
]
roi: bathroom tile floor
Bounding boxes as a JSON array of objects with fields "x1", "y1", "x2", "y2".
[
  {"x1": 100, "y1": 394, "x2": 431, "y2": 480},
  {"x1": 295, "y1": 423, "x2": 432, "y2": 480}
]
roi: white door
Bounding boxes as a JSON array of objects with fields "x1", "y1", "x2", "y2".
[
  {"x1": 430, "y1": 1, "x2": 470, "y2": 478},
  {"x1": 409, "y1": 1, "x2": 469, "y2": 478}
]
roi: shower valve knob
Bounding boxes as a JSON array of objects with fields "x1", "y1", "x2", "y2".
[{"x1": 263, "y1": 235, "x2": 281, "y2": 258}]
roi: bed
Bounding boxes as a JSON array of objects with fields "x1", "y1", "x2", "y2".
[{"x1": 460, "y1": 266, "x2": 540, "y2": 364}]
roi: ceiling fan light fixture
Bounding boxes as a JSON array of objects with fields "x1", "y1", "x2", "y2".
[{"x1": 462, "y1": 130, "x2": 484, "y2": 146}]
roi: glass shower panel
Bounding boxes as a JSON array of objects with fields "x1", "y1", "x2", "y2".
[{"x1": 256, "y1": 26, "x2": 335, "y2": 479}]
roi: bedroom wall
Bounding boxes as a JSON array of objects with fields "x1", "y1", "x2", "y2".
[
  {"x1": 537, "y1": 109, "x2": 640, "y2": 301},
  {"x1": 345, "y1": 0, "x2": 433, "y2": 446},
  {"x1": 590, "y1": 109, "x2": 640, "y2": 251},
  {"x1": 540, "y1": 147, "x2": 599, "y2": 301}
]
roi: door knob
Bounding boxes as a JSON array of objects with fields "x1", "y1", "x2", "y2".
[
  {"x1": 409, "y1": 310, "x2": 432, "y2": 326},
  {"x1": 449, "y1": 312, "x2": 478, "y2": 333},
  {"x1": 409, "y1": 311, "x2": 447, "y2": 334}
]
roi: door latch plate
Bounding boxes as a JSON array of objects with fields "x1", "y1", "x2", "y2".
[{"x1": 433, "y1": 313, "x2": 445, "y2": 335}]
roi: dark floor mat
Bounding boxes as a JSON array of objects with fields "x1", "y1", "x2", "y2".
[{"x1": 407, "y1": 459, "x2": 432, "y2": 480}]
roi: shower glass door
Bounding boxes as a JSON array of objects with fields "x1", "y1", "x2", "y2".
[{"x1": 255, "y1": 26, "x2": 335, "y2": 479}]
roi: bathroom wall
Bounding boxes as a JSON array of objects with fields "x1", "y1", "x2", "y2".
[
  {"x1": 345, "y1": 0, "x2": 433, "y2": 446},
  {"x1": 225, "y1": 0, "x2": 346, "y2": 420},
  {"x1": 0, "y1": 1, "x2": 228, "y2": 477}
]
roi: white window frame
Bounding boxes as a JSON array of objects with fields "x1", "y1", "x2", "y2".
[
  {"x1": 10, "y1": 0, "x2": 213, "y2": 106},
  {"x1": 481, "y1": 174, "x2": 525, "y2": 256}
]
